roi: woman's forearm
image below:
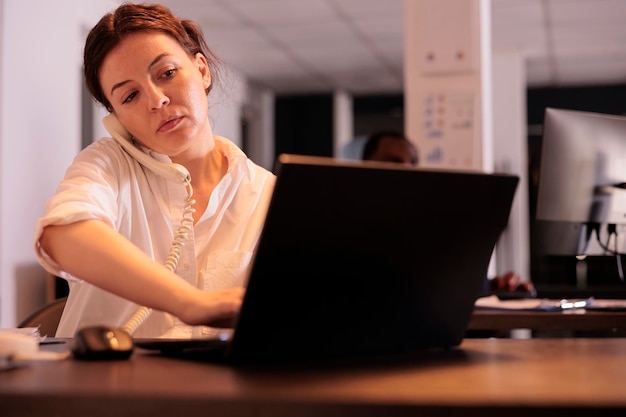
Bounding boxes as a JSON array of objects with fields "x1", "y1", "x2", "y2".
[{"x1": 39, "y1": 219, "x2": 195, "y2": 317}]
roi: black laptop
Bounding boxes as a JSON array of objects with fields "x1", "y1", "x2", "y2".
[{"x1": 135, "y1": 154, "x2": 519, "y2": 365}]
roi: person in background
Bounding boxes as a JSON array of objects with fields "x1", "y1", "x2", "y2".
[
  {"x1": 362, "y1": 130, "x2": 419, "y2": 166},
  {"x1": 361, "y1": 130, "x2": 536, "y2": 296},
  {"x1": 33, "y1": 3, "x2": 276, "y2": 338}
]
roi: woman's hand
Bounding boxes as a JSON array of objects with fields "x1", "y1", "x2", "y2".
[{"x1": 177, "y1": 287, "x2": 246, "y2": 328}]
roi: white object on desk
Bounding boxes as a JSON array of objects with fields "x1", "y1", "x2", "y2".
[
  {"x1": 0, "y1": 329, "x2": 38, "y2": 358},
  {"x1": 0, "y1": 328, "x2": 69, "y2": 365}
]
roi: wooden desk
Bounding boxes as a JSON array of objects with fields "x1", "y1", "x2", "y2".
[
  {"x1": 2, "y1": 338, "x2": 626, "y2": 416},
  {"x1": 469, "y1": 309, "x2": 626, "y2": 331}
]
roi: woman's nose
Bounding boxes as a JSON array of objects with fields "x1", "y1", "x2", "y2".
[{"x1": 147, "y1": 86, "x2": 170, "y2": 110}]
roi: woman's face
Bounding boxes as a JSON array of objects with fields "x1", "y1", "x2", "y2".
[{"x1": 99, "y1": 32, "x2": 212, "y2": 158}]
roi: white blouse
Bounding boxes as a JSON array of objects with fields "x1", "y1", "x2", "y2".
[{"x1": 33, "y1": 135, "x2": 276, "y2": 338}]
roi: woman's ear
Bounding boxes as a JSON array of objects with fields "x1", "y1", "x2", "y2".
[{"x1": 196, "y1": 53, "x2": 212, "y2": 91}]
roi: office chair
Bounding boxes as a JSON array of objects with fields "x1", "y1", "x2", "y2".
[{"x1": 18, "y1": 297, "x2": 67, "y2": 337}]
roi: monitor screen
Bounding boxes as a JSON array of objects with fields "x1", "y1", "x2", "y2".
[{"x1": 535, "y1": 108, "x2": 626, "y2": 256}]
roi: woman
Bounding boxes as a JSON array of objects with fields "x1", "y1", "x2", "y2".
[{"x1": 33, "y1": 3, "x2": 275, "y2": 338}]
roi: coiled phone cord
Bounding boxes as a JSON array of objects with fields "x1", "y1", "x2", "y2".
[{"x1": 122, "y1": 179, "x2": 196, "y2": 335}]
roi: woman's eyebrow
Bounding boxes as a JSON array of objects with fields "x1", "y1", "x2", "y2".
[
  {"x1": 148, "y1": 53, "x2": 170, "y2": 71},
  {"x1": 110, "y1": 79, "x2": 130, "y2": 97}
]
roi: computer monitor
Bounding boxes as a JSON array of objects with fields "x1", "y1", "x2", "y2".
[{"x1": 535, "y1": 108, "x2": 626, "y2": 256}]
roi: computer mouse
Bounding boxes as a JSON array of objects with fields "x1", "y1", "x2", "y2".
[{"x1": 72, "y1": 325, "x2": 134, "y2": 360}]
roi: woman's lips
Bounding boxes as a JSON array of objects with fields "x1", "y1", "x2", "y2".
[{"x1": 158, "y1": 116, "x2": 182, "y2": 133}]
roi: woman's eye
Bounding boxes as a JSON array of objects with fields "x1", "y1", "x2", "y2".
[
  {"x1": 162, "y1": 69, "x2": 176, "y2": 79},
  {"x1": 122, "y1": 91, "x2": 138, "y2": 104}
]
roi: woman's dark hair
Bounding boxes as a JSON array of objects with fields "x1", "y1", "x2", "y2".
[{"x1": 83, "y1": 2, "x2": 222, "y2": 112}]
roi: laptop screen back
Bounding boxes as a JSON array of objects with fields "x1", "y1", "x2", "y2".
[{"x1": 227, "y1": 154, "x2": 519, "y2": 364}]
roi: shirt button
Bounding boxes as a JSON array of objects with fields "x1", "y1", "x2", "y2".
[{"x1": 182, "y1": 263, "x2": 190, "y2": 271}]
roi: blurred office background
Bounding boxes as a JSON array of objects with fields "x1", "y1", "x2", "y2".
[{"x1": 2, "y1": 0, "x2": 626, "y2": 327}]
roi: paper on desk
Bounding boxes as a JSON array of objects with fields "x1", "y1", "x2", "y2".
[
  {"x1": 475, "y1": 296, "x2": 626, "y2": 312},
  {"x1": 585, "y1": 298, "x2": 626, "y2": 311},
  {"x1": 0, "y1": 328, "x2": 69, "y2": 372},
  {"x1": 10, "y1": 326, "x2": 42, "y2": 339},
  {"x1": 474, "y1": 295, "x2": 563, "y2": 311}
]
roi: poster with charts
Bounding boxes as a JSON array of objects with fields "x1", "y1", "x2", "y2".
[{"x1": 421, "y1": 91, "x2": 477, "y2": 169}]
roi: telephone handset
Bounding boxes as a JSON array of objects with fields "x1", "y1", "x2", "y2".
[
  {"x1": 102, "y1": 114, "x2": 190, "y2": 184},
  {"x1": 102, "y1": 114, "x2": 196, "y2": 336}
]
